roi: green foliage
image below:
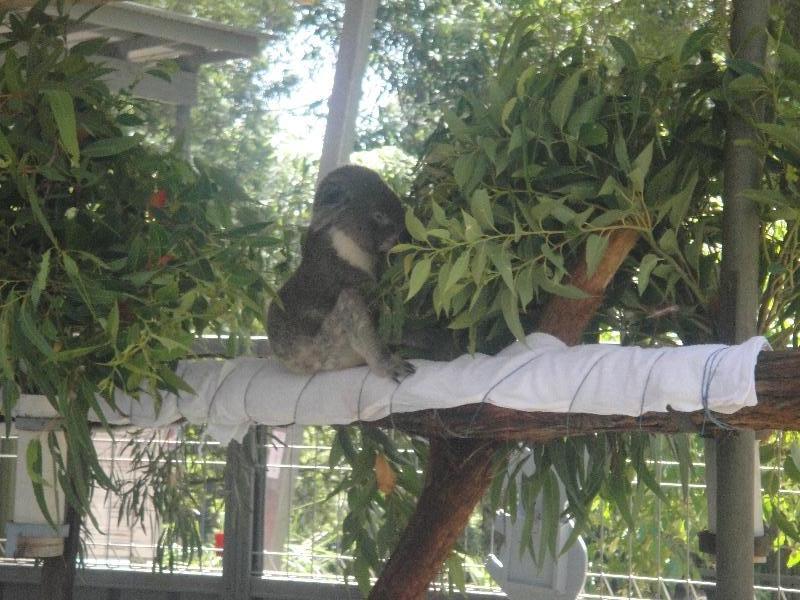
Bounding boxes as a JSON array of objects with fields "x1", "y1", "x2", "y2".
[
  {"x1": 0, "y1": 4, "x2": 275, "y2": 522},
  {"x1": 114, "y1": 427, "x2": 226, "y2": 571},
  {"x1": 306, "y1": 0, "x2": 723, "y2": 155},
  {"x1": 328, "y1": 427, "x2": 424, "y2": 593},
  {"x1": 386, "y1": 19, "x2": 725, "y2": 354},
  {"x1": 363, "y1": 15, "x2": 800, "y2": 586}
]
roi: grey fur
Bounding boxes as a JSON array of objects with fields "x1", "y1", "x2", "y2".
[{"x1": 267, "y1": 165, "x2": 415, "y2": 381}]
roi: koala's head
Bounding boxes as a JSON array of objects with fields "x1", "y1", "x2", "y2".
[{"x1": 310, "y1": 165, "x2": 406, "y2": 254}]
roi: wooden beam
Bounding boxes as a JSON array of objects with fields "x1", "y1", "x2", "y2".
[
  {"x1": 373, "y1": 350, "x2": 800, "y2": 441},
  {"x1": 98, "y1": 55, "x2": 198, "y2": 105},
  {"x1": 55, "y1": 2, "x2": 263, "y2": 57}
]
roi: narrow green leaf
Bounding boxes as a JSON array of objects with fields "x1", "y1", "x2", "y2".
[
  {"x1": 446, "y1": 553, "x2": 467, "y2": 593},
  {"x1": 18, "y1": 301, "x2": 53, "y2": 358},
  {"x1": 500, "y1": 287, "x2": 526, "y2": 341},
  {"x1": 666, "y1": 172, "x2": 698, "y2": 227},
  {"x1": 31, "y1": 249, "x2": 51, "y2": 308},
  {"x1": 680, "y1": 26, "x2": 714, "y2": 62},
  {"x1": 584, "y1": 234, "x2": 608, "y2": 277},
  {"x1": 0, "y1": 127, "x2": 15, "y2": 163},
  {"x1": 541, "y1": 470, "x2": 561, "y2": 557},
  {"x1": 158, "y1": 365, "x2": 196, "y2": 395},
  {"x1": 470, "y1": 242, "x2": 487, "y2": 286},
  {"x1": 3, "y1": 50, "x2": 24, "y2": 93},
  {"x1": 539, "y1": 277, "x2": 590, "y2": 300},
  {"x1": 517, "y1": 264, "x2": 535, "y2": 308},
  {"x1": 453, "y1": 152, "x2": 476, "y2": 191},
  {"x1": 632, "y1": 140, "x2": 654, "y2": 178},
  {"x1": 486, "y1": 242, "x2": 515, "y2": 291},
  {"x1": 107, "y1": 301, "x2": 119, "y2": 344},
  {"x1": 81, "y1": 135, "x2": 141, "y2": 158},
  {"x1": 501, "y1": 97, "x2": 517, "y2": 133},
  {"x1": 62, "y1": 253, "x2": 96, "y2": 316},
  {"x1": 26, "y1": 438, "x2": 56, "y2": 526},
  {"x1": 671, "y1": 434, "x2": 692, "y2": 499},
  {"x1": 469, "y1": 189, "x2": 495, "y2": 230},
  {"x1": 445, "y1": 251, "x2": 470, "y2": 292},
  {"x1": 44, "y1": 89, "x2": 80, "y2": 167},
  {"x1": 658, "y1": 229, "x2": 679, "y2": 255},
  {"x1": 609, "y1": 35, "x2": 639, "y2": 69},
  {"x1": 758, "y1": 123, "x2": 800, "y2": 155},
  {"x1": 614, "y1": 130, "x2": 631, "y2": 172},
  {"x1": 637, "y1": 254, "x2": 660, "y2": 295},
  {"x1": 567, "y1": 96, "x2": 606, "y2": 136},
  {"x1": 515, "y1": 64, "x2": 537, "y2": 98},
  {"x1": 0, "y1": 298, "x2": 17, "y2": 383},
  {"x1": 404, "y1": 209, "x2": 428, "y2": 242},
  {"x1": 579, "y1": 122, "x2": 608, "y2": 146},
  {"x1": 550, "y1": 69, "x2": 582, "y2": 130},
  {"x1": 406, "y1": 258, "x2": 431, "y2": 301},
  {"x1": 51, "y1": 344, "x2": 103, "y2": 362},
  {"x1": 782, "y1": 453, "x2": 800, "y2": 485},
  {"x1": 25, "y1": 179, "x2": 58, "y2": 247}
]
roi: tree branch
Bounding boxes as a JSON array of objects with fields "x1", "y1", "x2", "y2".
[
  {"x1": 373, "y1": 350, "x2": 800, "y2": 440},
  {"x1": 368, "y1": 229, "x2": 640, "y2": 599}
]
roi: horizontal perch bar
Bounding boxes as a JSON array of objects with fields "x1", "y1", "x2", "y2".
[{"x1": 372, "y1": 350, "x2": 800, "y2": 440}]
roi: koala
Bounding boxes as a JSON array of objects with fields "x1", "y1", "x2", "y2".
[{"x1": 267, "y1": 165, "x2": 415, "y2": 381}]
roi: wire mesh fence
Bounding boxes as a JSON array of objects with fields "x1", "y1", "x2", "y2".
[{"x1": 1, "y1": 426, "x2": 799, "y2": 599}]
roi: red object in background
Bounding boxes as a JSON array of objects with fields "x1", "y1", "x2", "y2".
[
  {"x1": 214, "y1": 531, "x2": 224, "y2": 556},
  {"x1": 149, "y1": 189, "x2": 168, "y2": 209},
  {"x1": 157, "y1": 254, "x2": 176, "y2": 268}
]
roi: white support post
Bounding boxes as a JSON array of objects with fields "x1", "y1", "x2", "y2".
[
  {"x1": 5, "y1": 395, "x2": 69, "y2": 559},
  {"x1": 317, "y1": 0, "x2": 380, "y2": 179}
]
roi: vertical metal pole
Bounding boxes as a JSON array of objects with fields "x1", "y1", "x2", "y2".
[
  {"x1": 716, "y1": 0, "x2": 769, "y2": 597},
  {"x1": 0, "y1": 436, "x2": 16, "y2": 541},
  {"x1": 173, "y1": 103, "x2": 193, "y2": 160},
  {"x1": 250, "y1": 425, "x2": 268, "y2": 575},
  {"x1": 222, "y1": 432, "x2": 257, "y2": 600},
  {"x1": 317, "y1": 0, "x2": 380, "y2": 179}
]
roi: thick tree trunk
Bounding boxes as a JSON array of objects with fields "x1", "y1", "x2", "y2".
[
  {"x1": 368, "y1": 229, "x2": 639, "y2": 599},
  {"x1": 367, "y1": 437, "x2": 498, "y2": 600}
]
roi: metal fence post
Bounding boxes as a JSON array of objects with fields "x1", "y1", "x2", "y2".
[
  {"x1": 716, "y1": 0, "x2": 769, "y2": 597},
  {"x1": 222, "y1": 430, "x2": 258, "y2": 600}
]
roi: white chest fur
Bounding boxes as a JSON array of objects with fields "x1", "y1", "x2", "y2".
[{"x1": 329, "y1": 227, "x2": 376, "y2": 278}]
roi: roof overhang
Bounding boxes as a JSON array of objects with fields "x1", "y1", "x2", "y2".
[{"x1": 1, "y1": 1, "x2": 266, "y2": 105}]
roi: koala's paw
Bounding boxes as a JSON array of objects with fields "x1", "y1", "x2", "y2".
[{"x1": 373, "y1": 354, "x2": 416, "y2": 382}]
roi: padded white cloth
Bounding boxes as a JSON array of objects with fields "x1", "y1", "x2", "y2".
[{"x1": 98, "y1": 333, "x2": 769, "y2": 444}]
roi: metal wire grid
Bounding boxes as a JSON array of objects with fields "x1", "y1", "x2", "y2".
[
  {"x1": 1, "y1": 428, "x2": 799, "y2": 599},
  {"x1": 84, "y1": 428, "x2": 227, "y2": 573}
]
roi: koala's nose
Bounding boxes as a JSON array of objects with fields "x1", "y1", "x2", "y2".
[
  {"x1": 398, "y1": 229, "x2": 411, "y2": 244},
  {"x1": 379, "y1": 234, "x2": 400, "y2": 252}
]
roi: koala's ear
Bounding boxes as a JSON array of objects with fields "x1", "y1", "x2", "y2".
[{"x1": 310, "y1": 180, "x2": 350, "y2": 232}]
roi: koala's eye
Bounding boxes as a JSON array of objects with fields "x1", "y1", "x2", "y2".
[{"x1": 371, "y1": 211, "x2": 392, "y2": 226}]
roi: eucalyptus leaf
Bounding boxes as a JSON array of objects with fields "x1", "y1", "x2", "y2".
[
  {"x1": 585, "y1": 234, "x2": 608, "y2": 277},
  {"x1": 406, "y1": 258, "x2": 431, "y2": 301},
  {"x1": 405, "y1": 209, "x2": 429, "y2": 242},
  {"x1": 44, "y1": 89, "x2": 80, "y2": 167},
  {"x1": 31, "y1": 249, "x2": 51, "y2": 308},
  {"x1": 81, "y1": 135, "x2": 142, "y2": 158},
  {"x1": 550, "y1": 69, "x2": 583, "y2": 130}
]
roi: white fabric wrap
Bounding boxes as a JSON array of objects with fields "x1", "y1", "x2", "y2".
[{"x1": 98, "y1": 333, "x2": 770, "y2": 444}]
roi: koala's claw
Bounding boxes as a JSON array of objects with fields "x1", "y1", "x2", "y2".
[
  {"x1": 391, "y1": 358, "x2": 416, "y2": 383},
  {"x1": 373, "y1": 354, "x2": 415, "y2": 382}
]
